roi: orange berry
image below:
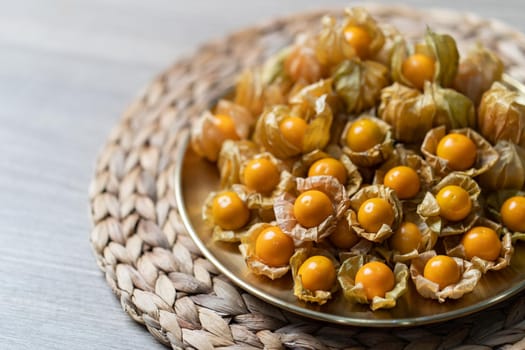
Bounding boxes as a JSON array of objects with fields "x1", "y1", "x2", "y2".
[
  {"x1": 402, "y1": 53, "x2": 435, "y2": 90},
  {"x1": 243, "y1": 158, "x2": 280, "y2": 194},
  {"x1": 255, "y1": 226, "x2": 295, "y2": 267},
  {"x1": 298, "y1": 255, "x2": 336, "y2": 291},
  {"x1": 355, "y1": 261, "x2": 395, "y2": 300},
  {"x1": 436, "y1": 133, "x2": 477, "y2": 171},
  {"x1": 383, "y1": 166, "x2": 421, "y2": 199},
  {"x1": 357, "y1": 198, "x2": 395, "y2": 232},
  {"x1": 293, "y1": 190, "x2": 333, "y2": 228},
  {"x1": 389, "y1": 221, "x2": 422, "y2": 254},
  {"x1": 280, "y1": 116, "x2": 308, "y2": 151},
  {"x1": 423, "y1": 255, "x2": 461, "y2": 289},
  {"x1": 308, "y1": 158, "x2": 347, "y2": 184},
  {"x1": 212, "y1": 191, "x2": 250, "y2": 230},
  {"x1": 462, "y1": 226, "x2": 501, "y2": 261},
  {"x1": 501, "y1": 196, "x2": 525, "y2": 232},
  {"x1": 436, "y1": 185, "x2": 472, "y2": 222},
  {"x1": 346, "y1": 119, "x2": 384, "y2": 152},
  {"x1": 343, "y1": 25, "x2": 372, "y2": 59}
]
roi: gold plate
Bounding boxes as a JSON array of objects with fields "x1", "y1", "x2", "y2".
[{"x1": 174, "y1": 77, "x2": 525, "y2": 327}]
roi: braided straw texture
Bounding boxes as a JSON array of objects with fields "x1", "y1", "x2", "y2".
[{"x1": 90, "y1": 4, "x2": 525, "y2": 349}]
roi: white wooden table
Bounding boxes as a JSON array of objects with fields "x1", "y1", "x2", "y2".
[{"x1": 1, "y1": 1, "x2": 524, "y2": 348}]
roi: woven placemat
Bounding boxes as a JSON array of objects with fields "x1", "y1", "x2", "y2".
[{"x1": 90, "y1": 4, "x2": 525, "y2": 349}]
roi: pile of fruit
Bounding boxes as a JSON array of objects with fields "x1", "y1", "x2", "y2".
[{"x1": 191, "y1": 7, "x2": 525, "y2": 309}]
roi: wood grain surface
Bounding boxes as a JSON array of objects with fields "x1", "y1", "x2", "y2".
[{"x1": 1, "y1": 1, "x2": 525, "y2": 349}]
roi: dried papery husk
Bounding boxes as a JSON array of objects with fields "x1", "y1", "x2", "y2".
[
  {"x1": 485, "y1": 190, "x2": 525, "y2": 242},
  {"x1": 217, "y1": 140, "x2": 260, "y2": 188},
  {"x1": 284, "y1": 34, "x2": 325, "y2": 84},
  {"x1": 410, "y1": 250, "x2": 482, "y2": 303},
  {"x1": 332, "y1": 59, "x2": 389, "y2": 114},
  {"x1": 428, "y1": 83, "x2": 476, "y2": 131},
  {"x1": 253, "y1": 105, "x2": 300, "y2": 159},
  {"x1": 234, "y1": 64, "x2": 291, "y2": 117},
  {"x1": 478, "y1": 82, "x2": 525, "y2": 147},
  {"x1": 378, "y1": 82, "x2": 436, "y2": 143},
  {"x1": 443, "y1": 217, "x2": 513, "y2": 273},
  {"x1": 421, "y1": 126, "x2": 499, "y2": 178},
  {"x1": 376, "y1": 210, "x2": 438, "y2": 264},
  {"x1": 417, "y1": 173, "x2": 481, "y2": 236},
  {"x1": 338, "y1": 239, "x2": 375, "y2": 261},
  {"x1": 348, "y1": 184, "x2": 403, "y2": 242},
  {"x1": 315, "y1": 15, "x2": 355, "y2": 68},
  {"x1": 289, "y1": 78, "x2": 342, "y2": 116},
  {"x1": 215, "y1": 99, "x2": 255, "y2": 134},
  {"x1": 290, "y1": 247, "x2": 339, "y2": 304},
  {"x1": 340, "y1": 115, "x2": 394, "y2": 167},
  {"x1": 254, "y1": 95, "x2": 334, "y2": 159},
  {"x1": 391, "y1": 28, "x2": 459, "y2": 89},
  {"x1": 337, "y1": 255, "x2": 408, "y2": 310},
  {"x1": 479, "y1": 141, "x2": 525, "y2": 191},
  {"x1": 239, "y1": 222, "x2": 293, "y2": 280},
  {"x1": 341, "y1": 7, "x2": 385, "y2": 59},
  {"x1": 374, "y1": 144, "x2": 435, "y2": 205},
  {"x1": 453, "y1": 43, "x2": 504, "y2": 106},
  {"x1": 202, "y1": 185, "x2": 260, "y2": 242},
  {"x1": 239, "y1": 151, "x2": 294, "y2": 196},
  {"x1": 274, "y1": 176, "x2": 348, "y2": 243},
  {"x1": 293, "y1": 149, "x2": 363, "y2": 196},
  {"x1": 372, "y1": 23, "x2": 400, "y2": 66},
  {"x1": 191, "y1": 104, "x2": 251, "y2": 162}
]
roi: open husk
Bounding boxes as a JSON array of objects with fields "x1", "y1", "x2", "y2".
[
  {"x1": 417, "y1": 173, "x2": 481, "y2": 236},
  {"x1": 217, "y1": 140, "x2": 260, "y2": 188},
  {"x1": 478, "y1": 82, "x2": 525, "y2": 147},
  {"x1": 443, "y1": 218, "x2": 513, "y2": 273},
  {"x1": 421, "y1": 126, "x2": 499, "y2": 178},
  {"x1": 410, "y1": 251, "x2": 482, "y2": 303},
  {"x1": 347, "y1": 184, "x2": 403, "y2": 242},
  {"x1": 485, "y1": 190, "x2": 525, "y2": 242},
  {"x1": 238, "y1": 152, "x2": 296, "y2": 210},
  {"x1": 203, "y1": 185, "x2": 260, "y2": 242},
  {"x1": 478, "y1": 141, "x2": 525, "y2": 191},
  {"x1": 340, "y1": 115, "x2": 394, "y2": 167},
  {"x1": 254, "y1": 91, "x2": 333, "y2": 159},
  {"x1": 376, "y1": 210, "x2": 438, "y2": 264},
  {"x1": 191, "y1": 100, "x2": 253, "y2": 162},
  {"x1": 340, "y1": 7, "x2": 385, "y2": 59},
  {"x1": 337, "y1": 255, "x2": 408, "y2": 310},
  {"x1": 274, "y1": 176, "x2": 349, "y2": 243},
  {"x1": 293, "y1": 149, "x2": 363, "y2": 196},
  {"x1": 391, "y1": 28, "x2": 459, "y2": 89},
  {"x1": 239, "y1": 222, "x2": 294, "y2": 280},
  {"x1": 374, "y1": 144, "x2": 435, "y2": 205},
  {"x1": 291, "y1": 248, "x2": 339, "y2": 304}
]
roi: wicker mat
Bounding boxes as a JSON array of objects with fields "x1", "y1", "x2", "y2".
[{"x1": 90, "y1": 4, "x2": 525, "y2": 349}]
